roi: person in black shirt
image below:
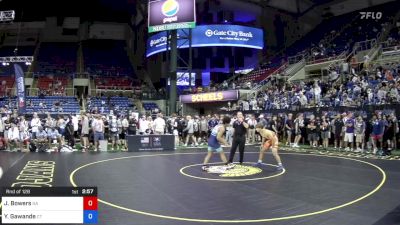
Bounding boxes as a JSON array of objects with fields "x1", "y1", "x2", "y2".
[
  {"x1": 307, "y1": 120, "x2": 318, "y2": 148},
  {"x1": 128, "y1": 116, "x2": 138, "y2": 135},
  {"x1": 332, "y1": 114, "x2": 344, "y2": 149},
  {"x1": 228, "y1": 112, "x2": 249, "y2": 164}
]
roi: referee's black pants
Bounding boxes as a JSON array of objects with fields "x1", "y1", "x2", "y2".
[{"x1": 228, "y1": 136, "x2": 246, "y2": 164}]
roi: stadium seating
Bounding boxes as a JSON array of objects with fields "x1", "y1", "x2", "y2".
[
  {"x1": 0, "y1": 96, "x2": 80, "y2": 114},
  {"x1": 94, "y1": 77, "x2": 133, "y2": 90},
  {"x1": 0, "y1": 76, "x2": 15, "y2": 97},
  {"x1": 143, "y1": 102, "x2": 159, "y2": 111},
  {"x1": 83, "y1": 40, "x2": 134, "y2": 76},
  {"x1": 87, "y1": 96, "x2": 133, "y2": 114},
  {"x1": 240, "y1": 66, "x2": 281, "y2": 83},
  {"x1": 37, "y1": 76, "x2": 68, "y2": 95},
  {"x1": 36, "y1": 42, "x2": 77, "y2": 74},
  {"x1": 26, "y1": 96, "x2": 80, "y2": 114}
]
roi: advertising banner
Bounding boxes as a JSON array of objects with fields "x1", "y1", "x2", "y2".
[
  {"x1": 147, "y1": 24, "x2": 264, "y2": 56},
  {"x1": 14, "y1": 64, "x2": 26, "y2": 113},
  {"x1": 127, "y1": 135, "x2": 175, "y2": 151},
  {"x1": 148, "y1": 0, "x2": 196, "y2": 33},
  {"x1": 180, "y1": 90, "x2": 239, "y2": 104}
]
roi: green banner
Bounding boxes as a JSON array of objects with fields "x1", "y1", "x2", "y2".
[{"x1": 149, "y1": 22, "x2": 196, "y2": 33}]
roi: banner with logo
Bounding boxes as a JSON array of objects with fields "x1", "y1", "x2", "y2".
[
  {"x1": 127, "y1": 135, "x2": 175, "y2": 151},
  {"x1": 14, "y1": 64, "x2": 26, "y2": 113},
  {"x1": 147, "y1": 24, "x2": 264, "y2": 56},
  {"x1": 180, "y1": 90, "x2": 239, "y2": 104},
  {"x1": 148, "y1": 0, "x2": 196, "y2": 33}
]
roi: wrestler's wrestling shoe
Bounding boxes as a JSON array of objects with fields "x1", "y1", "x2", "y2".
[
  {"x1": 253, "y1": 162, "x2": 263, "y2": 167},
  {"x1": 276, "y1": 165, "x2": 285, "y2": 171}
]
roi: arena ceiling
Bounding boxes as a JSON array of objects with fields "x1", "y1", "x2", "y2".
[{"x1": 0, "y1": 0, "x2": 395, "y2": 22}]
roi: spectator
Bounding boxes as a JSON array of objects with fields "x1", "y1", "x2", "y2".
[
  {"x1": 92, "y1": 114, "x2": 105, "y2": 151},
  {"x1": 247, "y1": 115, "x2": 257, "y2": 144},
  {"x1": 344, "y1": 113, "x2": 355, "y2": 151},
  {"x1": 80, "y1": 113, "x2": 89, "y2": 152},
  {"x1": 355, "y1": 115, "x2": 366, "y2": 152},
  {"x1": 153, "y1": 113, "x2": 166, "y2": 135},
  {"x1": 183, "y1": 115, "x2": 198, "y2": 147},
  {"x1": 109, "y1": 115, "x2": 119, "y2": 151},
  {"x1": 332, "y1": 114, "x2": 344, "y2": 149}
]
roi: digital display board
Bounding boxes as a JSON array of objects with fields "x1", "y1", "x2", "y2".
[
  {"x1": 147, "y1": 24, "x2": 264, "y2": 57},
  {"x1": 168, "y1": 72, "x2": 196, "y2": 86},
  {"x1": 148, "y1": 0, "x2": 196, "y2": 33},
  {"x1": 1, "y1": 187, "x2": 98, "y2": 224}
]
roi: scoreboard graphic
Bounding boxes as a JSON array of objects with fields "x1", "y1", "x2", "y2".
[{"x1": 1, "y1": 187, "x2": 98, "y2": 224}]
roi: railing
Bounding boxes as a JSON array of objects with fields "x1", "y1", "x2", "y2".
[
  {"x1": 6, "y1": 87, "x2": 39, "y2": 96},
  {"x1": 288, "y1": 53, "x2": 308, "y2": 65},
  {"x1": 354, "y1": 39, "x2": 377, "y2": 53},
  {"x1": 246, "y1": 63, "x2": 288, "y2": 100},
  {"x1": 94, "y1": 88, "x2": 133, "y2": 97},
  {"x1": 287, "y1": 59, "x2": 307, "y2": 82},
  {"x1": 3, "y1": 87, "x2": 74, "y2": 97},
  {"x1": 96, "y1": 86, "x2": 132, "y2": 90},
  {"x1": 307, "y1": 49, "x2": 349, "y2": 65},
  {"x1": 379, "y1": 44, "x2": 400, "y2": 59},
  {"x1": 74, "y1": 72, "x2": 90, "y2": 79}
]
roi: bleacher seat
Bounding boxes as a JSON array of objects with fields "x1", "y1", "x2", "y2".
[
  {"x1": 0, "y1": 96, "x2": 80, "y2": 114},
  {"x1": 35, "y1": 42, "x2": 77, "y2": 75},
  {"x1": 37, "y1": 76, "x2": 68, "y2": 95},
  {"x1": 142, "y1": 102, "x2": 159, "y2": 111},
  {"x1": 87, "y1": 96, "x2": 133, "y2": 114},
  {"x1": 83, "y1": 40, "x2": 134, "y2": 77}
]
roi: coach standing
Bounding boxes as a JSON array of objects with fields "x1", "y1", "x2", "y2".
[{"x1": 228, "y1": 112, "x2": 249, "y2": 165}]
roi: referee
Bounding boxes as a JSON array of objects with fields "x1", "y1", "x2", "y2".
[{"x1": 228, "y1": 112, "x2": 249, "y2": 164}]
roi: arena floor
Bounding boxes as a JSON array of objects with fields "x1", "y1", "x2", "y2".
[{"x1": 0, "y1": 147, "x2": 399, "y2": 225}]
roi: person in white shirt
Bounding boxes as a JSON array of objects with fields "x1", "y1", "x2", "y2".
[
  {"x1": 57, "y1": 115, "x2": 66, "y2": 142},
  {"x1": 8, "y1": 123, "x2": 20, "y2": 150},
  {"x1": 139, "y1": 115, "x2": 149, "y2": 135},
  {"x1": 299, "y1": 92, "x2": 308, "y2": 107},
  {"x1": 314, "y1": 82, "x2": 321, "y2": 105},
  {"x1": 247, "y1": 115, "x2": 257, "y2": 144},
  {"x1": 92, "y1": 115, "x2": 104, "y2": 151},
  {"x1": 72, "y1": 115, "x2": 79, "y2": 138},
  {"x1": 30, "y1": 113, "x2": 41, "y2": 140},
  {"x1": 242, "y1": 100, "x2": 250, "y2": 111},
  {"x1": 109, "y1": 115, "x2": 119, "y2": 151},
  {"x1": 153, "y1": 113, "x2": 166, "y2": 135},
  {"x1": 146, "y1": 116, "x2": 154, "y2": 134}
]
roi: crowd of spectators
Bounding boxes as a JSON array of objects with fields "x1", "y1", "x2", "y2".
[{"x1": 226, "y1": 62, "x2": 400, "y2": 111}]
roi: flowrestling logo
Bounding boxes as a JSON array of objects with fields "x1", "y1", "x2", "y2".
[
  {"x1": 360, "y1": 12, "x2": 382, "y2": 19},
  {"x1": 162, "y1": 0, "x2": 179, "y2": 24},
  {"x1": 204, "y1": 29, "x2": 254, "y2": 38}
]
